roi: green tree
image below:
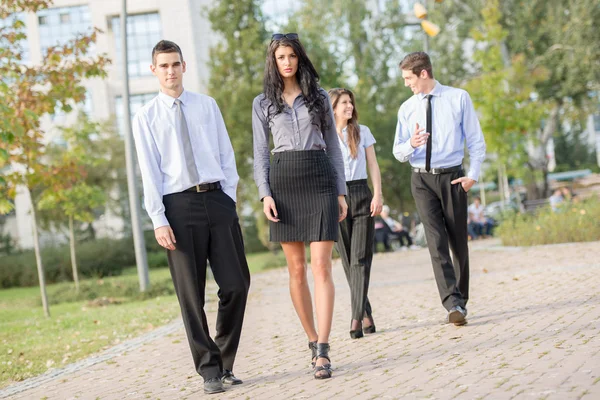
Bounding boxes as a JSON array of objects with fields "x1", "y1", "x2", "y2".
[
  {"x1": 464, "y1": 0, "x2": 547, "y2": 200},
  {"x1": 284, "y1": 0, "x2": 417, "y2": 212},
  {"x1": 205, "y1": 0, "x2": 274, "y2": 248},
  {"x1": 430, "y1": 0, "x2": 600, "y2": 198},
  {"x1": 0, "y1": 0, "x2": 109, "y2": 316},
  {"x1": 37, "y1": 114, "x2": 107, "y2": 292}
]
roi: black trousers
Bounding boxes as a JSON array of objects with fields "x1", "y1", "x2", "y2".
[
  {"x1": 163, "y1": 189, "x2": 250, "y2": 380},
  {"x1": 336, "y1": 180, "x2": 374, "y2": 321},
  {"x1": 411, "y1": 169, "x2": 469, "y2": 310}
]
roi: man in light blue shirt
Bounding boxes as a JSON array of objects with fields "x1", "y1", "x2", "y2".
[
  {"x1": 393, "y1": 52, "x2": 486, "y2": 326},
  {"x1": 131, "y1": 40, "x2": 249, "y2": 394}
]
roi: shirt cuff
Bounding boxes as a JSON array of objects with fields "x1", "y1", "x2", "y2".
[
  {"x1": 394, "y1": 140, "x2": 416, "y2": 162},
  {"x1": 258, "y1": 183, "x2": 272, "y2": 200},
  {"x1": 151, "y1": 213, "x2": 170, "y2": 230}
]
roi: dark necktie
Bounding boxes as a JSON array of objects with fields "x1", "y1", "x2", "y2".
[
  {"x1": 425, "y1": 94, "x2": 433, "y2": 172},
  {"x1": 175, "y1": 99, "x2": 199, "y2": 183}
]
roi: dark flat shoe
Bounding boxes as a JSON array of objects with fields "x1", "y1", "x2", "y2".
[{"x1": 204, "y1": 377, "x2": 225, "y2": 394}]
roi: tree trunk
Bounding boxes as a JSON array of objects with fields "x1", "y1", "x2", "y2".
[
  {"x1": 30, "y1": 203, "x2": 50, "y2": 317},
  {"x1": 69, "y1": 215, "x2": 80, "y2": 292}
]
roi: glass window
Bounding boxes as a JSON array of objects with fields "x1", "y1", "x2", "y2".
[
  {"x1": 114, "y1": 93, "x2": 157, "y2": 135},
  {"x1": 594, "y1": 115, "x2": 600, "y2": 132},
  {"x1": 37, "y1": 5, "x2": 93, "y2": 56},
  {"x1": 1, "y1": 13, "x2": 30, "y2": 63},
  {"x1": 111, "y1": 13, "x2": 162, "y2": 79}
]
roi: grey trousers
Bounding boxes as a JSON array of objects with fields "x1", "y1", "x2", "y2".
[{"x1": 336, "y1": 179, "x2": 374, "y2": 321}]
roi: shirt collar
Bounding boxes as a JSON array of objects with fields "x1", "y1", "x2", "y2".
[
  {"x1": 419, "y1": 80, "x2": 442, "y2": 100},
  {"x1": 158, "y1": 89, "x2": 187, "y2": 108}
]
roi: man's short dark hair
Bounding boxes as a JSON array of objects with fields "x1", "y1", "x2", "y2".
[
  {"x1": 399, "y1": 51, "x2": 434, "y2": 79},
  {"x1": 152, "y1": 40, "x2": 183, "y2": 65}
]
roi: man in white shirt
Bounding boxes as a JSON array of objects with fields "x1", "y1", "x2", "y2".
[
  {"x1": 131, "y1": 40, "x2": 250, "y2": 394},
  {"x1": 393, "y1": 52, "x2": 486, "y2": 326}
]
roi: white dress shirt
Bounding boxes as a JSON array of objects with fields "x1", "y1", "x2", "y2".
[
  {"x1": 132, "y1": 90, "x2": 239, "y2": 229},
  {"x1": 337, "y1": 124, "x2": 376, "y2": 181},
  {"x1": 393, "y1": 81, "x2": 486, "y2": 181}
]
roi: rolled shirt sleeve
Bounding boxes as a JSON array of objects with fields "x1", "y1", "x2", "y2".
[
  {"x1": 393, "y1": 105, "x2": 416, "y2": 163},
  {"x1": 461, "y1": 92, "x2": 486, "y2": 182}
]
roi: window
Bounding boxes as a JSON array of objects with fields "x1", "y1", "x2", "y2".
[
  {"x1": 111, "y1": 13, "x2": 162, "y2": 78},
  {"x1": 37, "y1": 5, "x2": 92, "y2": 56},
  {"x1": 0, "y1": 13, "x2": 30, "y2": 63},
  {"x1": 114, "y1": 93, "x2": 157, "y2": 135},
  {"x1": 594, "y1": 115, "x2": 600, "y2": 132}
]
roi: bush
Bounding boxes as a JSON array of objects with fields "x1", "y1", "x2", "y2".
[
  {"x1": 43, "y1": 272, "x2": 175, "y2": 306},
  {"x1": 0, "y1": 237, "x2": 137, "y2": 288},
  {"x1": 147, "y1": 251, "x2": 168, "y2": 269},
  {"x1": 496, "y1": 196, "x2": 600, "y2": 246}
]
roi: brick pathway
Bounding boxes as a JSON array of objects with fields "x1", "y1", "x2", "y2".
[{"x1": 2, "y1": 240, "x2": 599, "y2": 399}]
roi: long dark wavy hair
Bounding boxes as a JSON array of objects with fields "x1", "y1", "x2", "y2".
[
  {"x1": 328, "y1": 88, "x2": 361, "y2": 159},
  {"x1": 262, "y1": 36, "x2": 329, "y2": 130}
]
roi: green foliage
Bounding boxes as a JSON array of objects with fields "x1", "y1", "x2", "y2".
[
  {"x1": 464, "y1": 0, "x2": 547, "y2": 182},
  {"x1": 496, "y1": 197, "x2": 600, "y2": 246},
  {"x1": 283, "y1": 0, "x2": 415, "y2": 211},
  {"x1": 0, "y1": 238, "x2": 134, "y2": 288},
  {"x1": 206, "y1": 0, "x2": 268, "y2": 206},
  {"x1": 44, "y1": 271, "x2": 175, "y2": 305}
]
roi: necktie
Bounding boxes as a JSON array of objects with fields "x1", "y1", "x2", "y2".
[
  {"x1": 425, "y1": 94, "x2": 433, "y2": 172},
  {"x1": 175, "y1": 99, "x2": 199, "y2": 184}
]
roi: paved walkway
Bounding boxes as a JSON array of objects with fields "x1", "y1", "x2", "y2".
[{"x1": 3, "y1": 240, "x2": 599, "y2": 399}]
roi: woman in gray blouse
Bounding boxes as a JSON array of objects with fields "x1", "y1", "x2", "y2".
[
  {"x1": 252, "y1": 33, "x2": 348, "y2": 380},
  {"x1": 328, "y1": 88, "x2": 383, "y2": 340}
]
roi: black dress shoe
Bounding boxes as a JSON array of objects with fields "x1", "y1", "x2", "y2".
[
  {"x1": 448, "y1": 305, "x2": 467, "y2": 326},
  {"x1": 204, "y1": 377, "x2": 225, "y2": 394},
  {"x1": 221, "y1": 369, "x2": 243, "y2": 385}
]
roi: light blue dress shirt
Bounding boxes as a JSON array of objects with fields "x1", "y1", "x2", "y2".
[
  {"x1": 132, "y1": 90, "x2": 239, "y2": 229},
  {"x1": 393, "y1": 81, "x2": 486, "y2": 181},
  {"x1": 337, "y1": 124, "x2": 376, "y2": 181}
]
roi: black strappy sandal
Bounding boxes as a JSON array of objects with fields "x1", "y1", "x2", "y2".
[
  {"x1": 313, "y1": 343, "x2": 332, "y2": 379},
  {"x1": 309, "y1": 341, "x2": 317, "y2": 368}
]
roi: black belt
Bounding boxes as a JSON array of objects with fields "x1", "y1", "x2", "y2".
[
  {"x1": 412, "y1": 165, "x2": 462, "y2": 175},
  {"x1": 346, "y1": 179, "x2": 368, "y2": 186},
  {"x1": 183, "y1": 182, "x2": 221, "y2": 193}
]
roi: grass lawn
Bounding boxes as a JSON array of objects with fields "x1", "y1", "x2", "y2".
[{"x1": 0, "y1": 250, "x2": 286, "y2": 389}]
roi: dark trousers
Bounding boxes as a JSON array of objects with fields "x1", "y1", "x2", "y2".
[
  {"x1": 411, "y1": 169, "x2": 469, "y2": 310},
  {"x1": 336, "y1": 180, "x2": 374, "y2": 321},
  {"x1": 163, "y1": 189, "x2": 250, "y2": 380},
  {"x1": 393, "y1": 230, "x2": 413, "y2": 247}
]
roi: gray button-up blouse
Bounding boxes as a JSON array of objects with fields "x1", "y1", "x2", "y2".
[{"x1": 252, "y1": 88, "x2": 347, "y2": 200}]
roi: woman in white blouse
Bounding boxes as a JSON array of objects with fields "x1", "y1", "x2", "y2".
[{"x1": 328, "y1": 88, "x2": 384, "y2": 339}]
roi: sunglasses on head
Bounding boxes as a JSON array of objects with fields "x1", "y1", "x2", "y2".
[{"x1": 271, "y1": 33, "x2": 299, "y2": 41}]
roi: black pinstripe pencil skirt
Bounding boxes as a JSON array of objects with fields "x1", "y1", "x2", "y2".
[{"x1": 269, "y1": 150, "x2": 339, "y2": 243}]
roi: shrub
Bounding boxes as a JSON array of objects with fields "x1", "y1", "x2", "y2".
[
  {"x1": 147, "y1": 251, "x2": 168, "y2": 269},
  {"x1": 0, "y1": 237, "x2": 137, "y2": 288},
  {"x1": 496, "y1": 196, "x2": 600, "y2": 246}
]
